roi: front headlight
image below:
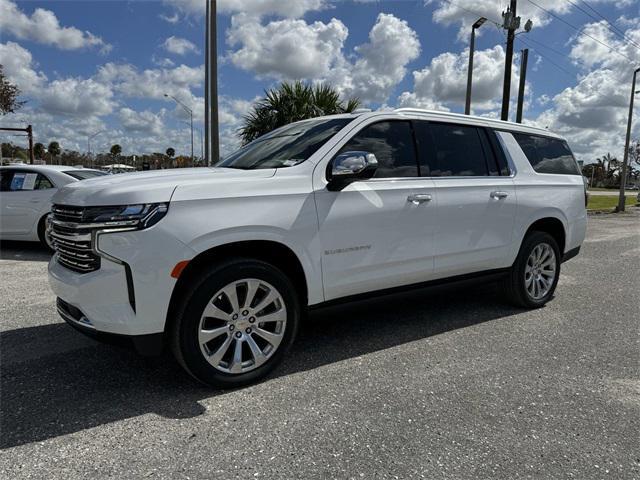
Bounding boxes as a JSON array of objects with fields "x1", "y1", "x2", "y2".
[{"x1": 84, "y1": 203, "x2": 169, "y2": 230}]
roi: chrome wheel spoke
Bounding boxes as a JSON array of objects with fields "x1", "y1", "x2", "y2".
[
  {"x1": 222, "y1": 284, "x2": 240, "y2": 313},
  {"x1": 202, "y1": 303, "x2": 232, "y2": 322},
  {"x1": 244, "y1": 279, "x2": 260, "y2": 309},
  {"x1": 208, "y1": 334, "x2": 233, "y2": 366},
  {"x1": 253, "y1": 327, "x2": 283, "y2": 348},
  {"x1": 246, "y1": 334, "x2": 267, "y2": 367},
  {"x1": 199, "y1": 326, "x2": 229, "y2": 344},
  {"x1": 256, "y1": 308, "x2": 286, "y2": 325},
  {"x1": 230, "y1": 338, "x2": 244, "y2": 373}
]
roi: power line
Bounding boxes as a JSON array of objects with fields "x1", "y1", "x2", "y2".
[
  {"x1": 526, "y1": 0, "x2": 634, "y2": 63},
  {"x1": 518, "y1": 36, "x2": 577, "y2": 79},
  {"x1": 565, "y1": 0, "x2": 640, "y2": 51}
]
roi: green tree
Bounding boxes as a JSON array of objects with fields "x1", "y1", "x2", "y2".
[
  {"x1": 47, "y1": 141, "x2": 61, "y2": 164},
  {"x1": 33, "y1": 142, "x2": 45, "y2": 160},
  {"x1": 110, "y1": 144, "x2": 122, "y2": 159},
  {"x1": 239, "y1": 81, "x2": 360, "y2": 144},
  {"x1": 166, "y1": 147, "x2": 175, "y2": 158},
  {"x1": 0, "y1": 65, "x2": 25, "y2": 115}
]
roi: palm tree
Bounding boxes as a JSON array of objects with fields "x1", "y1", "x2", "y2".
[
  {"x1": 110, "y1": 144, "x2": 122, "y2": 163},
  {"x1": 166, "y1": 147, "x2": 175, "y2": 159},
  {"x1": 33, "y1": 142, "x2": 45, "y2": 160},
  {"x1": 239, "y1": 81, "x2": 360, "y2": 145},
  {"x1": 47, "y1": 141, "x2": 60, "y2": 165}
]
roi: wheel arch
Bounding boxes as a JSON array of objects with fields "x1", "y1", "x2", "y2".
[
  {"x1": 165, "y1": 239, "x2": 309, "y2": 334},
  {"x1": 523, "y1": 216, "x2": 566, "y2": 254}
]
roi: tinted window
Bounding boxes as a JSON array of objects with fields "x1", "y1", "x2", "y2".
[
  {"x1": 65, "y1": 170, "x2": 108, "y2": 180},
  {"x1": 2, "y1": 171, "x2": 52, "y2": 191},
  {"x1": 513, "y1": 133, "x2": 580, "y2": 175},
  {"x1": 218, "y1": 118, "x2": 351, "y2": 170},
  {"x1": 0, "y1": 170, "x2": 14, "y2": 192},
  {"x1": 428, "y1": 123, "x2": 489, "y2": 176},
  {"x1": 338, "y1": 121, "x2": 418, "y2": 178},
  {"x1": 486, "y1": 130, "x2": 511, "y2": 176}
]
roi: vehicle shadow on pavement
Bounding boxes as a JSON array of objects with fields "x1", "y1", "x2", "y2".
[
  {"x1": 0, "y1": 241, "x2": 52, "y2": 262},
  {"x1": 1, "y1": 282, "x2": 522, "y2": 449}
]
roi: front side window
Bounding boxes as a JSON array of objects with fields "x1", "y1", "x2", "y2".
[
  {"x1": 0, "y1": 171, "x2": 14, "y2": 192},
  {"x1": 427, "y1": 123, "x2": 490, "y2": 177},
  {"x1": 512, "y1": 133, "x2": 580, "y2": 175},
  {"x1": 217, "y1": 118, "x2": 351, "y2": 170},
  {"x1": 338, "y1": 121, "x2": 418, "y2": 178}
]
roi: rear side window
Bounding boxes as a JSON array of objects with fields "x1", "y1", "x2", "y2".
[
  {"x1": 338, "y1": 121, "x2": 418, "y2": 178},
  {"x1": 1, "y1": 171, "x2": 53, "y2": 191},
  {"x1": 512, "y1": 133, "x2": 580, "y2": 175},
  {"x1": 423, "y1": 122, "x2": 490, "y2": 176},
  {"x1": 65, "y1": 170, "x2": 108, "y2": 180}
]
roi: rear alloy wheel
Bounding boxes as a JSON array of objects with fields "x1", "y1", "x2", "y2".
[
  {"x1": 172, "y1": 259, "x2": 299, "y2": 388},
  {"x1": 503, "y1": 231, "x2": 561, "y2": 308},
  {"x1": 37, "y1": 215, "x2": 55, "y2": 251}
]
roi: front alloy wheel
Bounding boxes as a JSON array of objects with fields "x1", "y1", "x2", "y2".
[
  {"x1": 172, "y1": 259, "x2": 300, "y2": 388},
  {"x1": 198, "y1": 279, "x2": 287, "y2": 374}
]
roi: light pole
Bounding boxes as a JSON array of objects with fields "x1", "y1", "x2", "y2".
[
  {"x1": 465, "y1": 17, "x2": 487, "y2": 115},
  {"x1": 617, "y1": 68, "x2": 640, "y2": 212},
  {"x1": 88, "y1": 130, "x2": 105, "y2": 167},
  {"x1": 205, "y1": 0, "x2": 220, "y2": 166},
  {"x1": 165, "y1": 93, "x2": 194, "y2": 164}
]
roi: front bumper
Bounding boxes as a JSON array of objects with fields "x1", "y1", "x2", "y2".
[
  {"x1": 48, "y1": 224, "x2": 196, "y2": 337},
  {"x1": 56, "y1": 298, "x2": 164, "y2": 355}
]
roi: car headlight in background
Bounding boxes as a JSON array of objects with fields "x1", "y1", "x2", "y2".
[{"x1": 83, "y1": 203, "x2": 169, "y2": 230}]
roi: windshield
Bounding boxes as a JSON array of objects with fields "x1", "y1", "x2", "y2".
[
  {"x1": 216, "y1": 118, "x2": 351, "y2": 170},
  {"x1": 65, "y1": 170, "x2": 109, "y2": 180}
]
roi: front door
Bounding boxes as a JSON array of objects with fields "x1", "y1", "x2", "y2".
[{"x1": 314, "y1": 120, "x2": 438, "y2": 301}]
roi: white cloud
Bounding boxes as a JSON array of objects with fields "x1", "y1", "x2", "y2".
[
  {"x1": 0, "y1": 41, "x2": 47, "y2": 94},
  {"x1": 162, "y1": 36, "x2": 200, "y2": 56},
  {"x1": 39, "y1": 78, "x2": 115, "y2": 117},
  {"x1": 329, "y1": 13, "x2": 420, "y2": 104},
  {"x1": 398, "y1": 45, "x2": 522, "y2": 113},
  {"x1": 0, "y1": 0, "x2": 111, "y2": 52},
  {"x1": 119, "y1": 108, "x2": 165, "y2": 136},
  {"x1": 159, "y1": 12, "x2": 180, "y2": 24},
  {"x1": 228, "y1": 14, "x2": 348, "y2": 80}
]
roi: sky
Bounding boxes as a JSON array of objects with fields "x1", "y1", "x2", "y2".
[{"x1": 0, "y1": 0, "x2": 639, "y2": 163}]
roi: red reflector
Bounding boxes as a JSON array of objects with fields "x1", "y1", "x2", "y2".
[{"x1": 170, "y1": 260, "x2": 190, "y2": 278}]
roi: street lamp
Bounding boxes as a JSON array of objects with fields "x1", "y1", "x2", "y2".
[
  {"x1": 165, "y1": 93, "x2": 194, "y2": 164},
  {"x1": 465, "y1": 17, "x2": 487, "y2": 115},
  {"x1": 617, "y1": 67, "x2": 640, "y2": 213}
]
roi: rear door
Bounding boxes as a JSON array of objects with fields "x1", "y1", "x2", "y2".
[
  {"x1": 315, "y1": 120, "x2": 438, "y2": 300},
  {"x1": 415, "y1": 121, "x2": 517, "y2": 277}
]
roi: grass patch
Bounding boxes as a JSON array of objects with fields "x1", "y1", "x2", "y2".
[{"x1": 587, "y1": 195, "x2": 636, "y2": 211}]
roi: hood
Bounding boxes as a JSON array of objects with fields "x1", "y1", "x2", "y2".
[{"x1": 52, "y1": 167, "x2": 276, "y2": 206}]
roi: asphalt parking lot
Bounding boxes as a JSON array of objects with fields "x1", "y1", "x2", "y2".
[{"x1": 1, "y1": 212, "x2": 639, "y2": 479}]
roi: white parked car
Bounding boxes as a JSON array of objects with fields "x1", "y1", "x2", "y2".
[
  {"x1": 0, "y1": 165, "x2": 107, "y2": 248},
  {"x1": 48, "y1": 109, "x2": 587, "y2": 387}
]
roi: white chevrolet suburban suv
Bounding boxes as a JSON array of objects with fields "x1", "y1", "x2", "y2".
[{"x1": 48, "y1": 108, "x2": 587, "y2": 387}]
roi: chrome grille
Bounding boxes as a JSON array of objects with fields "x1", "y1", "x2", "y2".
[{"x1": 50, "y1": 205, "x2": 101, "y2": 273}]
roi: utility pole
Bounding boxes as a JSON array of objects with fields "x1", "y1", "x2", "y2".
[
  {"x1": 501, "y1": 0, "x2": 518, "y2": 121},
  {"x1": 164, "y1": 94, "x2": 194, "y2": 163},
  {"x1": 515, "y1": 48, "x2": 529, "y2": 123},
  {"x1": 465, "y1": 17, "x2": 487, "y2": 115},
  {"x1": 617, "y1": 66, "x2": 640, "y2": 213},
  {"x1": 205, "y1": 0, "x2": 220, "y2": 166},
  {"x1": 26, "y1": 125, "x2": 34, "y2": 164}
]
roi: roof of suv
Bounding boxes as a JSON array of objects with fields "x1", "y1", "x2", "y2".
[{"x1": 325, "y1": 107, "x2": 562, "y2": 139}]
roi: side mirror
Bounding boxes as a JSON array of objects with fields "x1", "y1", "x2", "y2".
[{"x1": 328, "y1": 151, "x2": 378, "y2": 190}]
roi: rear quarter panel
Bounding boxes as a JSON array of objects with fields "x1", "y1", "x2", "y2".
[{"x1": 498, "y1": 131, "x2": 587, "y2": 261}]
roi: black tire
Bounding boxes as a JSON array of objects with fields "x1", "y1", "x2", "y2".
[
  {"x1": 170, "y1": 258, "x2": 300, "y2": 388},
  {"x1": 37, "y1": 215, "x2": 54, "y2": 251},
  {"x1": 503, "y1": 231, "x2": 561, "y2": 308}
]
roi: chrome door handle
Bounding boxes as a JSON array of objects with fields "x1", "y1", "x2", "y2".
[
  {"x1": 407, "y1": 193, "x2": 432, "y2": 205},
  {"x1": 490, "y1": 191, "x2": 509, "y2": 200}
]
